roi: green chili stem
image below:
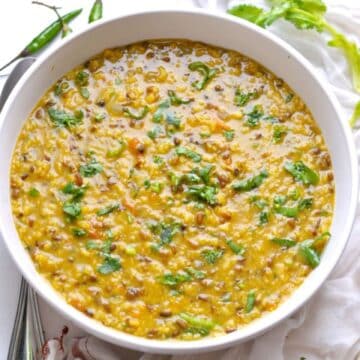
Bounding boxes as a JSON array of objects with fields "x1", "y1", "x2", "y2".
[
  {"x1": 0, "y1": 8, "x2": 82, "y2": 72},
  {"x1": 32, "y1": 1, "x2": 71, "y2": 38},
  {"x1": 89, "y1": 0, "x2": 103, "y2": 23}
]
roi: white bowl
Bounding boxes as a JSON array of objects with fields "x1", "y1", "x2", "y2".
[{"x1": 0, "y1": 9, "x2": 358, "y2": 355}]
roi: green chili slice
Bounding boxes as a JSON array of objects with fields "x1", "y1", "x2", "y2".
[
  {"x1": 232, "y1": 170, "x2": 268, "y2": 192},
  {"x1": 284, "y1": 161, "x2": 319, "y2": 185},
  {"x1": 89, "y1": 0, "x2": 103, "y2": 23},
  {"x1": 123, "y1": 106, "x2": 149, "y2": 120},
  {"x1": 188, "y1": 61, "x2": 217, "y2": 90},
  {"x1": 245, "y1": 290, "x2": 256, "y2": 313}
]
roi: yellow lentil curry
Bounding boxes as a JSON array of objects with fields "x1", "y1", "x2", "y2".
[{"x1": 10, "y1": 40, "x2": 334, "y2": 340}]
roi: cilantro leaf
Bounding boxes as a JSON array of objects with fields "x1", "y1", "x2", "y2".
[
  {"x1": 97, "y1": 203, "x2": 121, "y2": 216},
  {"x1": 48, "y1": 108, "x2": 83, "y2": 128},
  {"x1": 159, "y1": 271, "x2": 192, "y2": 287},
  {"x1": 166, "y1": 113, "x2": 181, "y2": 128},
  {"x1": 147, "y1": 125, "x2": 163, "y2": 140},
  {"x1": 223, "y1": 129, "x2": 235, "y2": 141},
  {"x1": 232, "y1": 170, "x2": 268, "y2": 192},
  {"x1": 227, "y1": 0, "x2": 360, "y2": 99},
  {"x1": 28, "y1": 187, "x2": 40, "y2": 197},
  {"x1": 75, "y1": 70, "x2": 89, "y2": 87},
  {"x1": 271, "y1": 238, "x2": 297, "y2": 247},
  {"x1": 228, "y1": 4, "x2": 265, "y2": 23},
  {"x1": 234, "y1": 88, "x2": 258, "y2": 106},
  {"x1": 72, "y1": 228, "x2": 87, "y2": 237},
  {"x1": 153, "y1": 100, "x2": 170, "y2": 123},
  {"x1": 245, "y1": 106, "x2": 264, "y2": 127},
  {"x1": 179, "y1": 313, "x2": 215, "y2": 336},
  {"x1": 62, "y1": 182, "x2": 87, "y2": 201},
  {"x1": 226, "y1": 239, "x2": 245, "y2": 255},
  {"x1": 273, "y1": 125, "x2": 287, "y2": 143},
  {"x1": 98, "y1": 254, "x2": 121, "y2": 274},
  {"x1": 202, "y1": 248, "x2": 224, "y2": 264},
  {"x1": 186, "y1": 185, "x2": 218, "y2": 205},
  {"x1": 175, "y1": 146, "x2": 202, "y2": 163},
  {"x1": 245, "y1": 290, "x2": 256, "y2": 313},
  {"x1": 80, "y1": 159, "x2": 103, "y2": 177},
  {"x1": 284, "y1": 161, "x2": 319, "y2": 185},
  {"x1": 63, "y1": 201, "x2": 81, "y2": 219}
]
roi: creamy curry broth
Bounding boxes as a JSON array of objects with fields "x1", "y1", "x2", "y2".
[{"x1": 10, "y1": 40, "x2": 334, "y2": 339}]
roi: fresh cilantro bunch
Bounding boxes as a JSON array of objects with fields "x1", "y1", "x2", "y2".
[{"x1": 228, "y1": 0, "x2": 360, "y2": 126}]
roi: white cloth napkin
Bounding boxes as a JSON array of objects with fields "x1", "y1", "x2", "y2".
[{"x1": 2, "y1": 1, "x2": 360, "y2": 359}]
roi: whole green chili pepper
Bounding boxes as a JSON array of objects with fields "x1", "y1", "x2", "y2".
[
  {"x1": 0, "y1": 8, "x2": 82, "y2": 72},
  {"x1": 89, "y1": 0, "x2": 103, "y2": 23}
]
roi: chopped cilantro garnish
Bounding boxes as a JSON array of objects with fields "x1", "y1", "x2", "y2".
[
  {"x1": 94, "y1": 112, "x2": 106, "y2": 122},
  {"x1": 79, "y1": 159, "x2": 103, "y2": 177},
  {"x1": 28, "y1": 187, "x2": 40, "y2": 197},
  {"x1": 144, "y1": 179, "x2": 163, "y2": 193},
  {"x1": 234, "y1": 88, "x2": 258, "y2": 106},
  {"x1": 185, "y1": 268, "x2": 206, "y2": 279},
  {"x1": 179, "y1": 313, "x2": 215, "y2": 336},
  {"x1": 147, "y1": 125, "x2": 163, "y2": 140},
  {"x1": 175, "y1": 146, "x2": 202, "y2": 163},
  {"x1": 153, "y1": 100, "x2": 170, "y2": 123},
  {"x1": 75, "y1": 70, "x2": 89, "y2": 87},
  {"x1": 186, "y1": 185, "x2": 218, "y2": 205},
  {"x1": 54, "y1": 80, "x2": 70, "y2": 96},
  {"x1": 72, "y1": 228, "x2": 87, "y2": 237},
  {"x1": 273, "y1": 196, "x2": 313, "y2": 218},
  {"x1": 284, "y1": 161, "x2": 319, "y2": 185},
  {"x1": 96, "y1": 203, "x2": 121, "y2": 216},
  {"x1": 273, "y1": 125, "x2": 287, "y2": 143},
  {"x1": 48, "y1": 108, "x2": 83, "y2": 128},
  {"x1": 150, "y1": 221, "x2": 182, "y2": 250},
  {"x1": 202, "y1": 248, "x2": 224, "y2": 264},
  {"x1": 188, "y1": 61, "x2": 217, "y2": 90},
  {"x1": 166, "y1": 113, "x2": 181, "y2": 128},
  {"x1": 245, "y1": 105, "x2": 264, "y2": 127},
  {"x1": 159, "y1": 271, "x2": 192, "y2": 287},
  {"x1": 153, "y1": 155, "x2": 164, "y2": 165},
  {"x1": 245, "y1": 290, "x2": 256, "y2": 313},
  {"x1": 63, "y1": 201, "x2": 81, "y2": 219},
  {"x1": 80, "y1": 87, "x2": 90, "y2": 99},
  {"x1": 62, "y1": 182, "x2": 87, "y2": 201},
  {"x1": 271, "y1": 238, "x2": 297, "y2": 248},
  {"x1": 223, "y1": 129, "x2": 235, "y2": 141},
  {"x1": 259, "y1": 210, "x2": 269, "y2": 225},
  {"x1": 226, "y1": 239, "x2": 245, "y2": 255},
  {"x1": 285, "y1": 93, "x2": 294, "y2": 103},
  {"x1": 98, "y1": 254, "x2": 121, "y2": 274},
  {"x1": 86, "y1": 240, "x2": 99, "y2": 250},
  {"x1": 232, "y1": 170, "x2": 268, "y2": 192}
]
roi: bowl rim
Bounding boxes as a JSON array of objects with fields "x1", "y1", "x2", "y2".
[{"x1": 0, "y1": 7, "x2": 358, "y2": 354}]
